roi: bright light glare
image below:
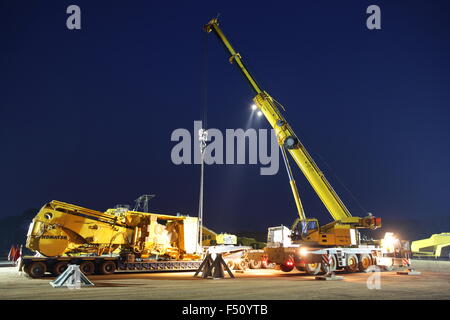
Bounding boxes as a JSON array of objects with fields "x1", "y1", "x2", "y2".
[
  {"x1": 251, "y1": 104, "x2": 257, "y2": 110},
  {"x1": 299, "y1": 247, "x2": 308, "y2": 256},
  {"x1": 382, "y1": 232, "x2": 398, "y2": 252},
  {"x1": 257, "y1": 111, "x2": 263, "y2": 117}
]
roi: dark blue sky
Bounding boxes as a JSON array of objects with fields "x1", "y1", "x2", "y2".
[{"x1": 1, "y1": 1, "x2": 449, "y2": 240}]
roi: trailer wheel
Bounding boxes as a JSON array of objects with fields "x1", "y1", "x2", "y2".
[
  {"x1": 99, "y1": 261, "x2": 116, "y2": 275},
  {"x1": 280, "y1": 264, "x2": 294, "y2": 272},
  {"x1": 344, "y1": 254, "x2": 359, "y2": 272},
  {"x1": 358, "y1": 254, "x2": 372, "y2": 272},
  {"x1": 305, "y1": 263, "x2": 321, "y2": 275},
  {"x1": 52, "y1": 261, "x2": 68, "y2": 277},
  {"x1": 28, "y1": 262, "x2": 47, "y2": 278},
  {"x1": 23, "y1": 263, "x2": 31, "y2": 276},
  {"x1": 225, "y1": 259, "x2": 235, "y2": 270},
  {"x1": 80, "y1": 261, "x2": 95, "y2": 275},
  {"x1": 237, "y1": 260, "x2": 248, "y2": 271},
  {"x1": 249, "y1": 260, "x2": 262, "y2": 269}
]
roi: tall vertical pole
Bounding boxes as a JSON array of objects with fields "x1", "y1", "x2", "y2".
[{"x1": 197, "y1": 128, "x2": 208, "y2": 253}]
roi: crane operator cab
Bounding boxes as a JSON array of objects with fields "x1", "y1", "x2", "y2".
[
  {"x1": 290, "y1": 217, "x2": 360, "y2": 246},
  {"x1": 291, "y1": 218, "x2": 320, "y2": 242}
]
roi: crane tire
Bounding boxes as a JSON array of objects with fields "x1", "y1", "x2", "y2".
[
  {"x1": 358, "y1": 254, "x2": 372, "y2": 272},
  {"x1": 28, "y1": 262, "x2": 47, "y2": 278},
  {"x1": 344, "y1": 254, "x2": 359, "y2": 272},
  {"x1": 305, "y1": 263, "x2": 321, "y2": 275},
  {"x1": 80, "y1": 261, "x2": 95, "y2": 275},
  {"x1": 99, "y1": 261, "x2": 116, "y2": 275},
  {"x1": 52, "y1": 261, "x2": 68, "y2": 277}
]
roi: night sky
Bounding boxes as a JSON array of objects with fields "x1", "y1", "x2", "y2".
[{"x1": 1, "y1": 1, "x2": 450, "y2": 240}]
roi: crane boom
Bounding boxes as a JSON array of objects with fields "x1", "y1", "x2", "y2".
[{"x1": 204, "y1": 18, "x2": 357, "y2": 222}]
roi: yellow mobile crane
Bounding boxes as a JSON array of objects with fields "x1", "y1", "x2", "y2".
[{"x1": 204, "y1": 18, "x2": 408, "y2": 274}]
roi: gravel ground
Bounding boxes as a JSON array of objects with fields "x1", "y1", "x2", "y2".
[{"x1": 0, "y1": 263, "x2": 449, "y2": 300}]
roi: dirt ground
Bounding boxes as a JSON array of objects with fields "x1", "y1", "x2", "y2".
[{"x1": 0, "y1": 265, "x2": 449, "y2": 300}]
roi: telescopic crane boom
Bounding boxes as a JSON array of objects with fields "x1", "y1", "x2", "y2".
[{"x1": 204, "y1": 18, "x2": 380, "y2": 244}]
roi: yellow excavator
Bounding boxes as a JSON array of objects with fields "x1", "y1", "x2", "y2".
[
  {"x1": 204, "y1": 18, "x2": 409, "y2": 274},
  {"x1": 21, "y1": 199, "x2": 270, "y2": 278},
  {"x1": 21, "y1": 200, "x2": 202, "y2": 278},
  {"x1": 201, "y1": 227, "x2": 237, "y2": 246},
  {"x1": 412, "y1": 233, "x2": 450, "y2": 259}
]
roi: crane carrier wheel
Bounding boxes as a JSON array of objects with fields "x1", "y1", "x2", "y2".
[
  {"x1": 344, "y1": 254, "x2": 359, "y2": 272},
  {"x1": 358, "y1": 254, "x2": 372, "y2": 272},
  {"x1": 305, "y1": 263, "x2": 321, "y2": 275}
]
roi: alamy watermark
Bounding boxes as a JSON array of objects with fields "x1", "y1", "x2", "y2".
[
  {"x1": 366, "y1": 265, "x2": 382, "y2": 290},
  {"x1": 65, "y1": 5, "x2": 380, "y2": 31},
  {"x1": 171, "y1": 121, "x2": 280, "y2": 175},
  {"x1": 66, "y1": 5, "x2": 81, "y2": 30},
  {"x1": 366, "y1": 5, "x2": 381, "y2": 30}
]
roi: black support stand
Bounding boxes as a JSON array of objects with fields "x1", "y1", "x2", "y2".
[{"x1": 194, "y1": 253, "x2": 235, "y2": 279}]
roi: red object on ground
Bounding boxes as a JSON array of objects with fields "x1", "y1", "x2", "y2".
[
  {"x1": 8, "y1": 245, "x2": 16, "y2": 261},
  {"x1": 13, "y1": 245, "x2": 21, "y2": 262}
]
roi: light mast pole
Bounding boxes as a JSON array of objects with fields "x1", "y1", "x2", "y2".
[{"x1": 197, "y1": 128, "x2": 208, "y2": 253}]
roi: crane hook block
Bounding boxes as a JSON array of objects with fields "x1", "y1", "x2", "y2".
[{"x1": 284, "y1": 136, "x2": 299, "y2": 149}]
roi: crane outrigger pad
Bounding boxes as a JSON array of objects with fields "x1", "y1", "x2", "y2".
[
  {"x1": 397, "y1": 269, "x2": 421, "y2": 276},
  {"x1": 397, "y1": 258, "x2": 421, "y2": 275},
  {"x1": 194, "y1": 253, "x2": 235, "y2": 279},
  {"x1": 315, "y1": 255, "x2": 343, "y2": 280},
  {"x1": 50, "y1": 264, "x2": 94, "y2": 288},
  {"x1": 315, "y1": 273, "x2": 344, "y2": 281}
]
